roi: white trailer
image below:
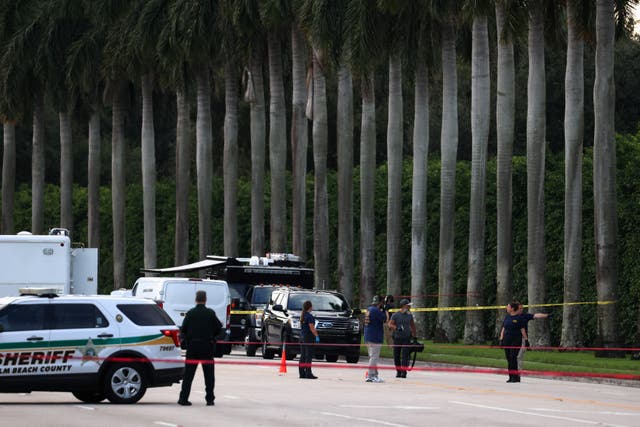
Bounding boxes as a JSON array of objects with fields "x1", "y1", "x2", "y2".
[{"x1": 0, "y1": 229, "x2": 98, "y2": 297}]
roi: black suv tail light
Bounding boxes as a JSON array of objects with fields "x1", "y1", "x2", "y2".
[{"x1": 162, "y1": 329, "x2": 181, "y2": 347}]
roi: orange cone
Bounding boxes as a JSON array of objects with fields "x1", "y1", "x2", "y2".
[{"x1": 279, "y1": 345, "x2": 287, "y2": 374}]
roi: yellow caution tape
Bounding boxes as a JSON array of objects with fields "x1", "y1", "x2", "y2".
[
  {"x1": 387, "y1": 300, "x2": 616, "y2": 313},
  {"x1": 230, "y1": 310, "x2": 261, "y2": 315}
]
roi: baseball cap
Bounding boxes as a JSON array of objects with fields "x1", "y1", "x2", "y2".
[{"x1": 399, "y1": 298, "x2": 412, "y2": 307}]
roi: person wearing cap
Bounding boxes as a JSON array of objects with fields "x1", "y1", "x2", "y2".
[
  {"x1": 364, "y1": 295, "x2": 387, "y2": 383},
  {"x1": 388, "y1": 298, "x2": 417, "y2": 378}
]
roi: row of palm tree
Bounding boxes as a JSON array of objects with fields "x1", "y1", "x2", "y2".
[{"x1": 0, "y1": 0, "x2": 636, "y2": 349}]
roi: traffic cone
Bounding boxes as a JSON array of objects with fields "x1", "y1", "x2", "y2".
[{"x1": 279, "y1": 344, "x2": 287, "y2": 374}]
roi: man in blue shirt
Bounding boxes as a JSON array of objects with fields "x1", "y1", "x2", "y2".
[{"x1": 364, "y1": 295, "x2": 387, "y2": 383}]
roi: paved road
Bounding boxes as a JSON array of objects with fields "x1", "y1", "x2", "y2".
[{"x1": 1, "y1": 350, "x2": 640, "y2": 426}]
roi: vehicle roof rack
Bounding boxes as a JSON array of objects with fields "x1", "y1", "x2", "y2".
[{"x1": 19, "y1": 287, "x2": 60, "y2": 298}]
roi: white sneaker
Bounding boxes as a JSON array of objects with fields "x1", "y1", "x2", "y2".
[
  {"x1": 365, "y1": 376, "x2": 373, "y2": 382},
  {"x1": 372, "y1": 377, "x2": 384, "y2": 383}
]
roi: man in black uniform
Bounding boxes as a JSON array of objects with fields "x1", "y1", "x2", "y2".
[{"x1": 178, "y1": 290, "x2": 222, "y2": 406}]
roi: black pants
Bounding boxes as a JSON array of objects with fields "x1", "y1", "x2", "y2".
[
  {"x1": 393, "y1": 336, "x2": 411, "y2": 377},
  {"x1": 504, "y1": 340, "x2": 521, "y2": 381},
  {"x1": 180, "y1": 343, "x2": 215, "y2": 403},
  {"x1": 299, "y1": 336, "x2": 315, "y2": 378}
]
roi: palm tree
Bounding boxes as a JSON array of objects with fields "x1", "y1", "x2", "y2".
[
  {"x1": 526, "y1": 0, "x2": 550, "y2": 346},
  {"x1": 345, "y1": 0, "x2": 383, "y2": 306},
  {"x1": 464, "y1": 3, "x2": 491, "y2": 345},
  {"x1": 1, "y1": 121, "x2": 15, "y2": 234},
  {"x1": 260, "y1": 1, "x2": 289, "y2": 254},
  {"x1": 291, "y1": 22, "x2": 309, "y2": 260},
  {"x1": 593, "y1": 0, "x2": 620, "y2": 352},
  {"x1": 561, "y1": 0, "x2": 587, "y2": 348},
  {"x1": 436, "y1": 10, "x2": 460, "y2": 343},
  {"x1": 220, "y1": 2, "x2": 240, "y2": 257},
  {"x1": 494, "y1": 0, "x2": 521, "y2": 339}
]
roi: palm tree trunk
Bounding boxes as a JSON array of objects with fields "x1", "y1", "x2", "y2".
[
  {"x1": 88, "y1": 111, "x2": 101, "y2": 249},
  {"x1": 386, "y1": 52, "x2": 403, "y2": 299},
  {"x1": 337, "y1": 62, "x2": 354, "y2": 303},
  {"x1": 593, "y1": 0, "x2": 619, "y2": 353},
  {"x1": 411, "y1": 57, "x2": 429, "y2": 337},
  {"x1": 312, "y1": 48, "x2": 329, "y2": 289},
  {"x1": 437, "y1": 20, "x2": 458, "y2": 342},
  {"x1": 60, "y1": 111, "x2": 73, "y2": 233},
  {"x1": 291, "y1": 26, "x2": 308, "y2": 260},
  {"x1": 250, "y1": 47, "x2": 266, "y2": 256},
  {"x1": 2, "y1": 121, "x2": 15, "y2": 234},
  {"x1": 141, "y1": 74, "x2": 157, "y2": 270},
  {"x1": 196, "y1": 65, "x2": 213, "y2": 259},
  {"x1": 527, "y1": 1, "x2": 550, "y2": 346},
  {"x1": 224, "y1": 63, "x2": 239, "y2": 257},
  {"x1": 175, "y1": 86, "x2": 191, "y2": 266},
  {"x1": 268, "y1": 32, "x2": 287, "y2": 253},
  {"x1": 360, "y1": 73, "x2": 376, "y2": 308},
  {"x1": 112, "y1": 81, "x2": 127, "y2": 290},
  {"x1": 32, "y1": 91, "x2": 45, "y2": 235},
  {"x1": 561, "y1": 0, "x2": 584, "y2": 348},
  {"x1": 494, "y1": 0, "x2": 515, "y2": 340},
  {"x1": 464, "y1": 15, "x2": 490, "y2": 345}
]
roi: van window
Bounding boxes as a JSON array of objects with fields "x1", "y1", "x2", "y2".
[
  {"x1": 51, "y1": 304, "x2": 109, "y2": 329},
  {"x1": 118, "y1": 304, "x2": 174, "y2": 326},
  {"x1": 164, "y1": 282, "x2": 196, "y2": 305},
  {"x1": 0, "y1": 304, "x2": 47, "y2": 331}
]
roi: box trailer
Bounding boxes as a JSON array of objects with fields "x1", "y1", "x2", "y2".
[{"x1": 0, "y1": 229, "x2": 98, "y2": 297}]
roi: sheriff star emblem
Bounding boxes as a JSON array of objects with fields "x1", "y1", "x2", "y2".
[{"x1": 76, "y1": 338, "x2": 105, "y2": 365}]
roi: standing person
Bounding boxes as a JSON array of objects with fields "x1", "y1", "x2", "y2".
[
  {"x1": 299, "y1": 300, "x2": 319, "y2": 379},
  {"x1": 388, "y1": 298, "x2": 416, "y2": 378},
  {"x1": 513, "y1": 302, "x2": 551, "y2": 371},
  {"x1": 178, "y1": 290, "x2": 223, "y2": 406},
  {"x1": 499, "y1": 301, "x2": 526, "y2": 383},
  {"x1": 382, "y1": 295, "x2": 395, "y2": 349},
  {"x1": 364, "y1": 295, "x2": 387, "y2": 383}
]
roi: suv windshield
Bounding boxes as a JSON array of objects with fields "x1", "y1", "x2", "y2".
[
  {"x1": 118, "y1": 304, "x2": 174, "y2": 326},
  {"x1": 288, "y1": 293, "x2": 349, "y2": 312},
  {"x1": 251, "y1": 287, "x2": 277, "y2": 305}
]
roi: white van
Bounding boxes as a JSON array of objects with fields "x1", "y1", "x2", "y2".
[{"x1": 128, "y1": 277, "x2": 232, "y2": 356}]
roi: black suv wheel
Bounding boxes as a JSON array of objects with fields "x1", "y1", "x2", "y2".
[{"x1": 245, "y1": 332, "x2": 258, "y2": 357}]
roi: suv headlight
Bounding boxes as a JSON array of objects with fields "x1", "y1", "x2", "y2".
[
  {"x1": 290, "y1": 318, "x2": 301, "y2": 329},
  {"x1": 350, "y1": 319, "x2": 360, "y2": 332}
]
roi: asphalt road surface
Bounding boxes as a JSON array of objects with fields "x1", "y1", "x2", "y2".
[{"x1": 1, "y1": 350, "x2": 639, "y2": 427}]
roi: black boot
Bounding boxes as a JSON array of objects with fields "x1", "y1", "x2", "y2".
[
  {"x1": 299, "y1": 367, "x2": 308, "y2": 378},
  {"x1": 396, "y1": 370, "x2": 402, "y2": 378}
]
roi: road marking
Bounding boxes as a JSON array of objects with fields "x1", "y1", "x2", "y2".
[
  {"x1": 222, "y1": 395, "x2": 240, "y2": 399},
  {"x1": 154, "y1": 422, "x2": 179, "y2": 427},
  {"x1": 532, "y1": 408, "x2": 640, "y2": 416},
  {"x1": 340, "y1": 405, "x2": 439, "y2": 410},
  {"x1": 74, "y1": 405, "x2": 95, "y2": 411},
  {"x1": 321, "y1": 412, "x2": 409, "y2": 427},
  {"x1": 450, "y1": 401, "x2": 620, "y2": 425}
]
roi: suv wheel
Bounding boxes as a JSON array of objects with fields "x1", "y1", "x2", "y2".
[
  {"x1": 325, "y1": 354, "x2": 339, "y2": 363},
  {"x1": 245, "y1": 332, "x2": 258, "y2": 357},
  {"x1": 261, "y1": 330, "x2": 275, "y2": 359},
  {"x1": 72, "y1": 390, "x2": 106, "y2": 403},
  {"x1": 104, "y1": 363, "x2": 148, "y2": 404},
  {"x1": 346, "y1": 354, "x2": 360, "y2": 364}
]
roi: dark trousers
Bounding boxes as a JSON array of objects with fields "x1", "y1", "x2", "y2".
[
  {"x1": 299, "y1": 336, "x2": 314, "y2": 378},
  {"x1": 393, "y1": 336, "x2": 411, "y2": 377},
  {"x1": 504, "y1": 341, "x2": 521, "y2": 381},
  {"x1": 180, "y1": 345, "x2": 215, "y2": 403}
]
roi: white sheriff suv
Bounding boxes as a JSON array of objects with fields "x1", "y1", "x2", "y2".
[{"x1": 0, "y1": 289, "x2": 183, "y2": 404}]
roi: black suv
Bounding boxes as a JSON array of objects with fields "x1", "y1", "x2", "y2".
[
  {"x1": 261, "y1": 288, "x2": 361, "y2": 363},
  {"x1": 243, "y1": 284, "x2": 285, "y2": 356}
]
